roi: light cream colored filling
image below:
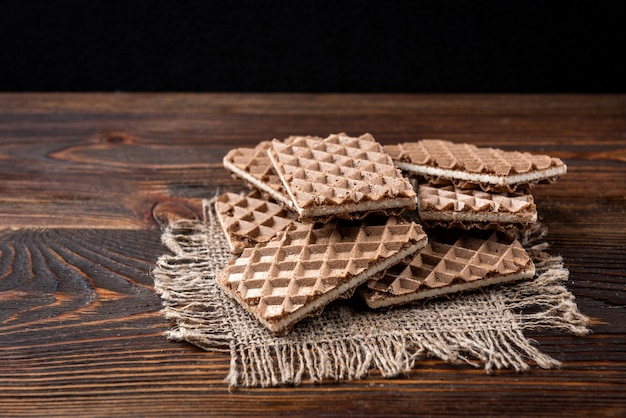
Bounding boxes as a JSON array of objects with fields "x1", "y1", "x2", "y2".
[
  {"x1": 394, "y1": 161, "x2": 567, "y2": 186},
  {"x1": 419, "y1": 209, "x2": 538, "y2": 224},
  {"x1": 298, "y1": 196, "x2": 417, "y2": 218}
]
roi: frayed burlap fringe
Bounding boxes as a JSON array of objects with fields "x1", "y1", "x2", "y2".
[{"x1": 152, "y1": 200, "x2": 589, "y2": 388}]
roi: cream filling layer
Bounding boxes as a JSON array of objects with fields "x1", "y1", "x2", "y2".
[{"x1": 394, "y1": 161, "x2": 567, "y2": 186}]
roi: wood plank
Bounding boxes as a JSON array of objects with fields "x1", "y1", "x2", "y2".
[{"x1": 1, "y1": 94, "x2": 625, "y2": 416}]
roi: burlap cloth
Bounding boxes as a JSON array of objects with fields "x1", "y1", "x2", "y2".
[{"x1": 152, "y1": 199, "x2": 589, "y2": 387}]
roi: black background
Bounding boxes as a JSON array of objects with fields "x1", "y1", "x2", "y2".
[{"x1": 1, "y1": 0, "x2": 624, "y2": 93}]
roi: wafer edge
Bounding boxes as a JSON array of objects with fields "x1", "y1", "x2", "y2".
[
  {"x1": 393, "y1": 161, "x2": 567, "y2": 187},
  {"x1": 297, "y1": 197, "x2": 418, "y2": 218},
  {"x1": 217, "y1": 234, "x2": 428, "y2": 335},
  {"x1": 418, "y1": 209, "x2": 538, "y2": 225},
  {"x1": 362, "y1": 262, "x2": 536, "y2": 309}
]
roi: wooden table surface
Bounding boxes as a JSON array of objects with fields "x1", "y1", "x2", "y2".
[{"x1": 1, "y1": 94, "x2": 625, "y2": 417}]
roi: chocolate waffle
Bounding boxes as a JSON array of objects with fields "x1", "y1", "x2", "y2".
[
  {"x1": 361, "y1": 229, "x2": 535, "y2": 308},
  {"x1": 417, "y1": 184, "x2": 537, "y2": 230},
  {"x1": 267, "y1": 133, "x2": 417, "y2": 220},
  {"x1": 216, "y1": 216, "x2": 428, "y2": 334}
]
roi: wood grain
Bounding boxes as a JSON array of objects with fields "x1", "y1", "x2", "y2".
[{"x1": 1, "y1": 94, "x2": 625, "y2": 416}]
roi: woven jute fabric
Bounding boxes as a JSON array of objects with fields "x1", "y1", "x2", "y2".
[{"x1": 152, "y1": 199, "x2": 589, "y2": 388}]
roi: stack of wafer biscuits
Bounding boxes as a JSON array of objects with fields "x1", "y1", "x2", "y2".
[
  {"x1": 216, "y1": 134, "x2": 566, "y2": 333},
  {"x1": 218, "y1": 133, "x2": 426, "y2": 334}
]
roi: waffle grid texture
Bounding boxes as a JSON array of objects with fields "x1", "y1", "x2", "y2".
[
  {"x1": 417, "y1": 184, "x2": 538, "y2": 229},
  {"x1": 419, "y1": 185, "x2": 535, "y2": 214},
  {"x1": 215, "y1": 191, "x2": 297, "y2": 253},
  {"x1": 268, "y1": 133, "x2": 417, "y2": 218},
  {"x1": 216, "y1": 215, "x2": 426, "y2": 333},
  {"x1": 225, "y1": 141, "x2": 282, "y2": 191},
  {"x1": 364, "y1": 230, "x2": 534, "y2": 305},
  {"x1": 384, "y1": 140, "x2": 566, "y2": 191}
]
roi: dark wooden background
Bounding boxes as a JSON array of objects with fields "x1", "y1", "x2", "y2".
[{"x1": 1, "y1": 94, "x2": 625, "y2": 416}]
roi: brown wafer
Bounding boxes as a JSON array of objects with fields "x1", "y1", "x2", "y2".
[
  {"x1": 417, "y1": 184, "x2": 537, "y2": 230},
  {"x1": 216, "y1": 215, "x2": 428, "y2": 334},
  {"x1": 267, "y1": 133, "x2": 417, "y2": 220},
  {"x1": 384, "y1": 140, "x2": 566, "y2": 192},
  {"x1": 214, "y1": 191, "x2": 298, "y2": 254},
  {"x1": 360, "y1": 229, "x2": 535, "y2": 309}
]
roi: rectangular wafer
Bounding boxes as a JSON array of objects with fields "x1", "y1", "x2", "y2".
[
  {"x1": 417, "y1": 184, "x2": 537, "y2": 230},
  {"x1": 360, "y1": 229, "x2": 535, "y2": 309},
  {"x1": 384, "y1": 140, "x2": 566, "y2": 192},
  {"x1": 216, "y1": 215, "x2": 428, "y2": 334},
  {"x1": 267, "y1": 133, "x2": 417, "y2": 221}
]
